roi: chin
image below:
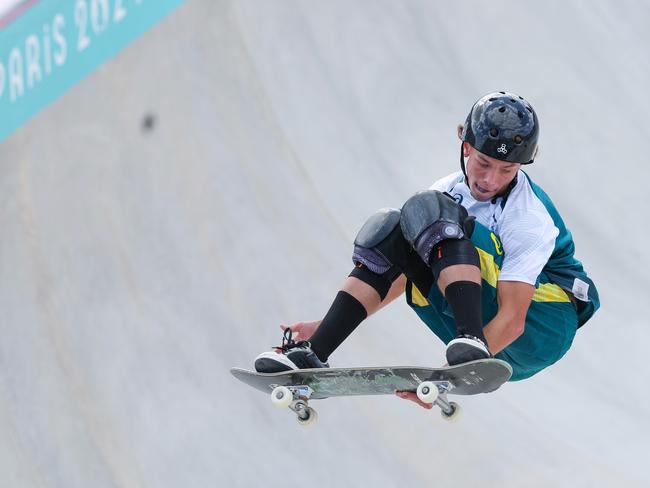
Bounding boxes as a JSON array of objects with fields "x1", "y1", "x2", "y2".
[
  {"x1": 472, "y1": 192, "x2": 493, "y2": 202},
  {"x1": 469, "y1": 184, "x2": 495, "y2": 201}
]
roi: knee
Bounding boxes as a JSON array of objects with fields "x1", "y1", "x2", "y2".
[
  {"x1": 399, "y1": 190, "x2": 477, "y2": 277},
  {"x1": 399, "y1": 190, "x2": 475, "y2": 266},
  {"x1": 351, "y1": 208, "x2": 409, "y2": 300}
]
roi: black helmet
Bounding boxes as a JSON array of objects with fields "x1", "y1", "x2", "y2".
[{"x1": 461, "y1": 91, "x2": 539, "y2": 165}]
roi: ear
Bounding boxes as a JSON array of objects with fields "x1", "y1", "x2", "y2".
[{"x1": 462, "y1": 142, "x2": 471, "y2": 158}]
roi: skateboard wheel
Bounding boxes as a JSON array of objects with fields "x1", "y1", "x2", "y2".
[
  {"x1": 297, "y1": 407, "x2": 318, "y2": 427},
  {"x1": 271, "y1": 386, "x2": 293, "y2": 408},
  {"x1": 416, "y1": 381, "x2": 439, "y2": 404},
  {"x1": 441, "y1": 401, "x2": 462, "y2": 422}
]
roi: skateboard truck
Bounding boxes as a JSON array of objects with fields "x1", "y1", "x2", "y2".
[
  {"x1": 270, "y1": 381, "x2": 461, "y2": 425},
  {"x1": 271, "y1": 385, "x2": 318, "y2": 426},
  {"x1": 416, "y1": 381, "x2": 462, "y2": 422}
]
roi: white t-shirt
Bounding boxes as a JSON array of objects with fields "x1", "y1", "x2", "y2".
[{"x1": 430, "y1": 171, "x2": 559, "y2": 285}]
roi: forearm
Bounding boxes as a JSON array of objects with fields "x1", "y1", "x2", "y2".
[
  {"x1": 482, "y1": 311, "x2": 525, "y2": 355},
  {"x1": 483, "y1": 281, "x2": 534, "y2": 355}
]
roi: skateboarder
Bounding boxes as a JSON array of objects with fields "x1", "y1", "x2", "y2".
[{"x1": 254, "y1": 91, "x2": 600, "y2": 398}]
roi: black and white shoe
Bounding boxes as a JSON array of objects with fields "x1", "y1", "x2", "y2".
[
  {"x1": 254, "y1": 328, "x2": 329, "y2": 373},
  {"x1": 446, "y1": 335, "x2": 491, "y2": 366}
]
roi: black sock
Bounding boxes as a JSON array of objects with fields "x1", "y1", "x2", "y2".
[
  {"x1": 307, "y1": 291, "x2": 368, "y2": 362},
  {"x1": 443, "y1": 281, "x2": 486, "y2": 343}
]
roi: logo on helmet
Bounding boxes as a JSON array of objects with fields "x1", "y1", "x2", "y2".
[{"x1": 497, "y1": 144, "x2": 508, "y2": 154}]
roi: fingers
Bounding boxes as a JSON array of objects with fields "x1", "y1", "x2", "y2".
[
  {"x1": 280, "y1": 324, "x2": 299, "y2": 335},
  {"x1": 396, "y1": 391, "x2": 433, "y2": 410},
  {"x1": 280, "y1": 323, "x2": 302, "y2": 340},
  {"x1": 280, "y1": 321, "x2": 319, "y2": 342},
  {"x1": 281, "y1": 323, "x2": 300, "y2": 331}
]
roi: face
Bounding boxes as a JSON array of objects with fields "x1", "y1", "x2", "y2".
[{"x1": 463, "y1": 143, "x2": 521, "y2": 201}]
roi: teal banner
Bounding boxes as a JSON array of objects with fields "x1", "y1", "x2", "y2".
[{"x1": 0, "y1": 0, "x2": 184, "y2": 142}]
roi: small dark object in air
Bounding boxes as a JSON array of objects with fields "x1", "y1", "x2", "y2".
[{"x1": 141, "y1": 113, "x2": 156, "y2": 133}]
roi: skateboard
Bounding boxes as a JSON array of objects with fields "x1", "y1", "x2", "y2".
[{"x1": 230, "y1": 358, "x2": 512, "y2": 425}]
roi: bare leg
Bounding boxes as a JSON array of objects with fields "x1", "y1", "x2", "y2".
[
  {"x1": 437, "y1": 264, "x2": 481, "y2": 293},
  {"x1": 341, "y1": 275, "x2": 406, "y2": 316},
  {"x1": 341, "y1": 277, "x2": 382, "y2": 314}
]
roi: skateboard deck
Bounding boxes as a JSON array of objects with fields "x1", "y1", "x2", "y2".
[{"x1": 231, "y1": 358, "x2": 512, "y2": 424}]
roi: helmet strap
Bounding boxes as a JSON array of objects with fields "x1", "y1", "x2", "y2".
[
  {"x1": 492, "y1": 174, "x2": 518, "y2": 205},
  {"x1": 459, "y1": 143, "x2": 468, "y2": 183}
]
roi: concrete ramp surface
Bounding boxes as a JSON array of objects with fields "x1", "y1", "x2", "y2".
[{"x1": 0, "y1": 1, "x2": 648, "y2": 487}]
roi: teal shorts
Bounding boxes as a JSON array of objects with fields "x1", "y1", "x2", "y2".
[{"x1": 406, "y1": 221, "x2": 578, "y2": 381}]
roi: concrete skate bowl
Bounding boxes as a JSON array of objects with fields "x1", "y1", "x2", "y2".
[{"x1": 0, "y1": 1, "x2": 648, "y2": 487}]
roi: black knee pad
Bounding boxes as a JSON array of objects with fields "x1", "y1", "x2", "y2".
[
  {"x1": 400, "y1": 190, "x2": 475, "y2": 266},
  {"x1": 351, "y1": 208, "x2": 410, "y2": 300},
  {"x1": 429, "y1": 238, "x2": 480, "y2": 280}
]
